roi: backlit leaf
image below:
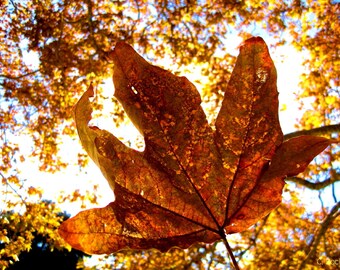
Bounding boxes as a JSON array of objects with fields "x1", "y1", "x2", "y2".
[{"x1": 59, "y1": 37, "x2": 334, "y2": 255}]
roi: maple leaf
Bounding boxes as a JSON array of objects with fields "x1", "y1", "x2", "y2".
[{"x1": 59, "y1": 37, "x2": 334, "y2": 261}]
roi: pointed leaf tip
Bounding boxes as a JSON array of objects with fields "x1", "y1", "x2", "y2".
[{"x1": 268, "y1": 135, "x2": 334, "y2": 178}]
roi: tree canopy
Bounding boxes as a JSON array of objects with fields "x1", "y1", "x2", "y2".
[
  {"x1": 0, "y1": 202, "x2": 88, "y2": 270},
  {"x1": 1, "y1": 0, "x2": 339, "y2": 269}
]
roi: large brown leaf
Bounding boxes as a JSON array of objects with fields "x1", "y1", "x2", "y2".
[{"x1": 59, "y1": 37, "x2": 334, "y2": 254}]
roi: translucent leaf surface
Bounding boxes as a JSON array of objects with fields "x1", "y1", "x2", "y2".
[{"x1": 59, "y1": 37, "x2": 334, "y2": 254}]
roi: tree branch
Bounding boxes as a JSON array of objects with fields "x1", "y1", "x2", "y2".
[
  {"x1": 85, "y1": 0, "x2": 106, "y2": 58},
  {"x1": 238, "y1": 214, "x2": 270, "y2": 259},
  {"x1": 0, "y1": 69, "x2": 40, "y2": 80},
  {"x1": 298, "y1": 201, "x2": 340, "y2": 270},
  {"x1": 286, "y1": 175, "x2": 340, "y2": 190},
  {"x1": 284, "y1": 124, "x2": 340, "y2": 140},
  {"x1": 0, "y1": 172, "x2": 27, "y2": 207}
]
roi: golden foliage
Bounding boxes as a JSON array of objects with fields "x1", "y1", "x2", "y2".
[{"x1": 1, "y1": 0, "x2": 339, "y2": 268}]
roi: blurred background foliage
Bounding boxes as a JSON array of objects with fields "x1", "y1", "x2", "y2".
[{"x1": 0, "y1": 0, "x2": 339, "y2": 269}]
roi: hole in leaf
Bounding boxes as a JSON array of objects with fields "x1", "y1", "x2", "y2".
[
  {"x1": 131, "y1": 86, "x2": 138, "y2": 95},
  {"x1": 255, "y1": 68, "x2": 269, "y2": 84}
]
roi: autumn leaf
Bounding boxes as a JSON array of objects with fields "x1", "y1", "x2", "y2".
[{"x1": 59, "y1": 37, "x2": 334, "y2": 256}]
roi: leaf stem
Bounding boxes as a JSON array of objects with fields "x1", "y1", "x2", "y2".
[{"x1": 220, "y1": 231, "x2": 240, "y2": 270}]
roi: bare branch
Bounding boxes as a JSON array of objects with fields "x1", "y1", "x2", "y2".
[
  {"x1": 286, "y1": 175, "x2": 340, "y2": 190},
  {"x1": 298, "y1": 201, "x2": 340, "y2": 270},
  {"x1": 0, "y1": 69, "x2": 40, "y2": 80},
  {"x1": 238, "y1": 214, "x2": 270, "y2": 259},
  {"x1": 0, "y1": 172, "x2": 27, "y2": 207},
  {"x1": 284, "y1": 124, "x2": 340, "y2": 140}
]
